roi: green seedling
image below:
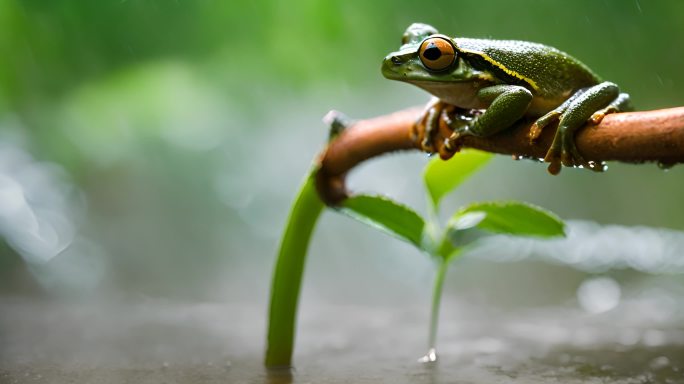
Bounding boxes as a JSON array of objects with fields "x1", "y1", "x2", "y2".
[
  {"x1": 339, "y1": 150, "x2": 565, "y2": 361},
  {"x1": 265, "y1": 150, "x2": 565, "y2": 367}
]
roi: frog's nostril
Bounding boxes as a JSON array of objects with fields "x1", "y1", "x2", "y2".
[{"x1": 391, "y1": 56, "x2": 402, "y2": 65}]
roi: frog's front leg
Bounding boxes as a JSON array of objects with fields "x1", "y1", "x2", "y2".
[
  {"x1": 444, "y1": 85, "x2": 532, "y2": 152},
  {"x1": 413, "y1": 97, "x2": 456, "y2": 152},
  {"x1": 540, "y1": 82, "x2": 630, "y2": 174}
]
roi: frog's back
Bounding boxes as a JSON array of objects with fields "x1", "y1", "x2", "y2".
[{"x1": 454, "y1": 37, "x2": 601, "y2": 97}]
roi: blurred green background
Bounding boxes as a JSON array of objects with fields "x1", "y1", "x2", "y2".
[{"x1": 1, "y1": 0, "x2": 684, "y2": 302}]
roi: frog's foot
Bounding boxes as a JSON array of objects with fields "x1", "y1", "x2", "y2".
[
  {"x1": 544, "y1": 82, "x2": 625, "y2": 175},
  {"x1": 589, "y1": 92, "x2": 632, "y2": 124},
  {"x1": 543, "y1": 132, "x2": 593, "y2": 175},
  {"x1": 529, "y1": 110, "x2": 561, "y2": 142},
  {"x1": 439, "y1": 108, "x2": 480, "y2": 160},
  {"x1": 529, "y1": 89, "x2": 593, "y2": 143},
  {"x1": 443, "y1": 125, "x2": 469, "y2": 153},
  {"x1": 412, "y1": 99, "x2": 455, "y2": 152}
]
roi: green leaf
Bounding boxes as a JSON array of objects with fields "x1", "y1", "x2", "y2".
[
  {"x1": 341, "y1": 194, "x2": 426, "y2": 248},
  {"x1": 449, "y1": 201, "x2": 565, "y2": 238},
  {"x1": 423, "y1": 150, "x2": 493, "y2": 210}
]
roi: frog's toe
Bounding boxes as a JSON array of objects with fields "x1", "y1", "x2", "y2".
[
  {"x1": 420, "y1": 135, "x2": 435, "y2": 152},
  {"x1": 420, "y1": 119, "x2": 441, "y2": 152},
  {"x1": 560, "y1": 150, "x2": 574, "y2": 168},
  {"x1": 589, "y1": 105, "x2": 621, "y2": 125},
  {"x1": 530, "y1": 111, "x2": 561, "y2": 142},
  {"x1": 443, "y1": 130, "x2": 463, "y2": 152},
  {"x1": 529, "y1": 122, "x2": 544, "y2": 142},
  {"x1": 439, "y1": 122, "x2": 467, "y2": 160},
  {"x1": 439, "y1": 136, "x2": 459, "y2": 160},
  {"x1": 562, "y1": 137, "x2": 583, "y2": 166},
  {"x1": 560, "y1": 148, "x2": 585, "y2": 169},
  {"x1": 589, "y1": 92, "x2": 632, "y2": 124},
  {"x1": 589, "y1": 110, "x2": 607, "y2": 125},
  {"x1": 543, "y1": 147, "x2": 562, "y2": 175},
  {"x1": 410, "y1": 117, "x2": 421, "y2": 143},
  {"x1": 412, "y1": 114, "x2": 436, "y2": 152},
  {"x1": 546, "y1": 129, "x2": 601, "y2": 174},
  {"x1": 414, "y1": 100, "x2": 450, "y2": 153},
  {"x1": 589, "y1": 108, "x2": 616, "y2": 125},
  {"x1": 561, "y1": 139, "x2": 605, "y2": 172},
  {"x1": 546, "y1": 158, "x2": 562, "y2": 175}
]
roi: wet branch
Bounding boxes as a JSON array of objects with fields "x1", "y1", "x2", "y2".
[{"x1": 315, "y1": 106, "x2": 684, "y2": 205}]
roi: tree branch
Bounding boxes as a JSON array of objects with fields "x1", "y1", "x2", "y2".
[{"x1": 315, "y1": 106, "x2": 684, "y2": 205}]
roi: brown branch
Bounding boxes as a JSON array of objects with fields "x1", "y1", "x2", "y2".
[{"x1": 315, "y1": 106, "x2": 684, "y2": 205}]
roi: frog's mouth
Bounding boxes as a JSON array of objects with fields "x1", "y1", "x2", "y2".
[
  {"x1": 381, "y1": 53, "x2": 415, "y2": 80},
  {"x1": 382, "y1": 47, "x2": 453, "y2": 81},
  {"x1": 382, "y1": 60, "x2": 458, "y2": 82}
]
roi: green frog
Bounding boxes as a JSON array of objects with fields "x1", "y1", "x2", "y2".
[{"x1": 381, "y1": 23, "x2": 631, "y2": 174}]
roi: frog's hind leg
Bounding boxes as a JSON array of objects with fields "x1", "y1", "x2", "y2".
[
  {"x1": 529, "y1": 89, "x2": 587, "y2": 142},
  {"x1": 544, "y1": 81, "x2": 623, "y2": 175}
]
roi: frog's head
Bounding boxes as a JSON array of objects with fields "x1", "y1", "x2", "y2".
[{"x1": 382, "y1": 23, "x2": 482, "y2": 87}]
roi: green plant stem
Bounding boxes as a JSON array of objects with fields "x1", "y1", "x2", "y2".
[
  {"x1": 428, "y1": 258, "x2": 450, "y2": 353},
  {"x1": 265, "y1": 170, "x2": 325, "y2": 367}
]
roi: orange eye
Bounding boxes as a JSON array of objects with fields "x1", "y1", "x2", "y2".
[{"x1": 419, "y1": 37, "x2": 456, "y2": 72}]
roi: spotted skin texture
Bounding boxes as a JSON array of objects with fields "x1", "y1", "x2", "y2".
[{"x1": 455, "y1": 38, "x2": 601, "y2": 100}]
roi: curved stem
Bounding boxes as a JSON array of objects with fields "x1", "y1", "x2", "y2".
[{"x1": 265, "y1": 170, "x2": 325, "y2": 367}]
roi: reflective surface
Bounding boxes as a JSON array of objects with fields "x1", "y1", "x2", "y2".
[{"x1": 2, "y1": 263, "x2": 683, "y2": 383}]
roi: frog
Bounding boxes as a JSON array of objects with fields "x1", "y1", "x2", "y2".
[{"x1": 381, "y1": 23, "x2": 631, "y2": 174}]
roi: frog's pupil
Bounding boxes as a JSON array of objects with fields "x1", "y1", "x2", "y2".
[{"x1": 423, "y1": 45, "x2": 442, "y2": 61}]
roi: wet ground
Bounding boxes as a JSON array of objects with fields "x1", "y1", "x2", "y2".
[{"x1": 2, "y1": 283, "x2": 683, "y2": 384}]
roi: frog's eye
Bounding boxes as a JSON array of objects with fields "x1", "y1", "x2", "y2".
[{"x1": 418, "y1": 37, "x2": 456, "y2": 72}]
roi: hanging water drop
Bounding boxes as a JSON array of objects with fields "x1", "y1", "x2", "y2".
[
  {"x1": 657, "y1": 161, "x2": 675, "y2": 171},
  {"x1": 418, "y1": 348, "x2": 438, "y2": 363}
]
